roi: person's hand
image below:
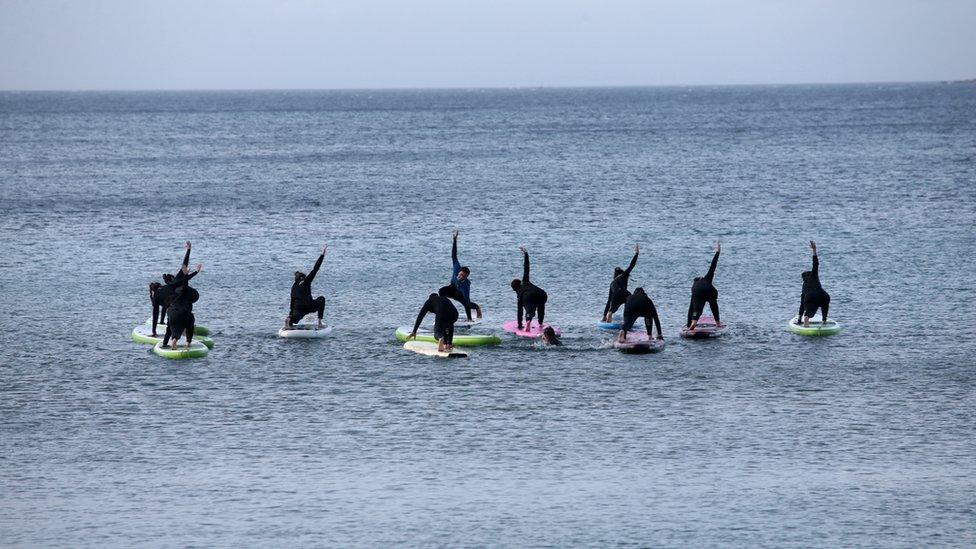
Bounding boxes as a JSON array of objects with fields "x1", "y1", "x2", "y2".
[
  {"x1": 809, "y1": 240, "x2": 817, "y2": 251},
  {"x1": 453, "y1": 230, "x2": 459, "y2": 240},
  {"x1": 635, "y1": 243, "x2": 640, "y2": 253},
  {"x1": 407, "y1": 332, "x2": 416, "y2": 340},
  {"x1": 185, "y1": 241, "x2": 191, "y2": 250},
  {"x1": 518, "y1": 245, "x2": 526, "y2": 253},
  {"x1": 715, "y1": 241, "x2": 721, "y2": 252},
  {"x1": 322, "y1": 244, "x2": 328, "y2": 255},
  {"x1": 195, "y1": 263, "x2": 203, "y2": 272}
]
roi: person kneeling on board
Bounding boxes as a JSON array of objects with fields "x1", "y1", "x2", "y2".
[
  {"x1": 618, "y1": 287, "x2": 663, "y2": 343},
  {"x1": 438, "y1": 230, "x2": 482, "y2": 321},
  {"x1": 686, "y1": 241, "x2": 723, "y2": 330},
  {"x1": 285, "y1": 244, "x2": 328, "y2": 329},
  {"x1": 511, "y1": 246, "x2": 549, "y2": 331},
  {"x1": 603, "y1": 244, "x2": 640, "y2": 322},
  {"x1": 407, "y1": 288, "x2": 460, "y2": 352},
  {"x1": 162, "y1": 263, "x2": 203, "y2": 349},
  {"x1": 798, "y1": 240, "x2": 831, "y2": 327}
]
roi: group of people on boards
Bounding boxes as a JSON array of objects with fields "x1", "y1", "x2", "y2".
[
  {"x1": 148, "y1": 241, "x2": 203, "y2": 349},
  {"x1": 147, "y1": 235, "x2": 832, "y2": 352}
]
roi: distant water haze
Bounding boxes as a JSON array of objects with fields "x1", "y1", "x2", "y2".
[{"x1": 1, "y1": 0, "x2": 975, "y2": 90}]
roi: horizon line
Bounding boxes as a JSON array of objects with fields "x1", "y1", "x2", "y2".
[{"x1": 1, "y1": 78, "x2": 972, "y2": 94}]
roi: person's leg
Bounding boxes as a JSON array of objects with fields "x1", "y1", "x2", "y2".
[
  {"x1": 537, "y1": 302, "x2": 546, "y2": 327},
  {"x1": 709, "y1": 299, "x2": 720, "y2": 325},
  {"x1": 162, "y1": 325, "x2": 172, "y2": 347},
  {"x1": 314, "y1": 296, "x2": 326, "y2": 326},
  {"x1": 524, "y1": 303, "x2": 537, "y2": 331},
  {"x1": 821, "y1": 297, "x2": 830, "y2": 324},
  {"x1": 619, "y1": 314, "x2": 637, "y2": 342},
  {"x1": 184, "y1": 315, "x2": 194, "y2": 348},
  {"x1": 445, "y1": 324, "x2": 454, "y2": 349}
]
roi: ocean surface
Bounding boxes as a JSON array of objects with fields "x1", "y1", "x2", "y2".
[{"x1": 1, "y1": 84, "x2": 974, "y2": 546}]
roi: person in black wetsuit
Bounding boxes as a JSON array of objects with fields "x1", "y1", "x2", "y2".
[
  {"x1": 285, "y1": 244, "x2": 328, "y2": 329},
  {"x1": 149, "y1": 241, "x2": 195, "y2": 336},
  {"x1": 619, "y1": 287, "x2": 663, "y2": 342},
  {"x1": 406, "y1": 288, "x2": 460, "y2": 352},
  {"x1": 438, "y1": 231, "x2": 482, "y2": 321},
  {"x1": 603, "y1": 244, "x2": 640, "y2": 322},
  {"x1": 511, "y1": 246, "x2": 548, "y2": 331},
  {"x1": 798, "y1": 240, "x2": 831, "y2": 326},
  {"x1": 162, "y1": 264, "x2": 203, "y2": 349},
  {"x1": 686, "y1": 241, "x2": 723, "y2": 330}
]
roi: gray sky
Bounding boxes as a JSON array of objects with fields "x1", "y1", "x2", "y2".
[{"x1": 1, "y1": 0, "x2": 974, "y2": 90}]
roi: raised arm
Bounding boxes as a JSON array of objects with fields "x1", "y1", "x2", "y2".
[
  {"x1": 181, "y1": 241, "x2": 191, "y2": 269},
  {"x1": 451, "y1": 231, "x2": 461, "y2": 278},
  {"x1": 305, "y1": 245, "x2": 327, "y2": 285},
  {"x1": 704, "y1": 241, "x2": 720, "y2": 282},
  {"x1": 809, "y1": 240, "x2": 820, "y2": 282},
  {"x1": 624, "y1": 244, "x2": 640, "y2": 276},
  {"x1": 520, "y1": 246, "x2": 531, "y2": 284}
]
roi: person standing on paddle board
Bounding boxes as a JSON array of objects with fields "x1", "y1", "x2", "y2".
[
  {"x1": 603, "y1": 244, "x2": 640, "y2": 322},
  {"x1": 285, "y1": 244, "x2": 328, "y2": 329},
  {"x1": 438, "y1": 231, "x2": 482, "y2": 321},
  {"x1": 511, "y1": 246, "x2": 548, "y2": 331},
  {"x1": 406, "y1": 289, "x2": 460, "y2": 352},
  {"x1": 162, "y1": 263, "x2": 203, "y2": 349},
  {"x1": 619, "y1": 287, "x2": 663, "y2": 342},
  {"x1": 686, "y1": 241, "x2": 723, "y2": 330},
  {"x1": 798, "y1": 240, "x2": 831, "y2": 327},
  {"x1": 149, "y1": 241, "x2": 195, "y2": 336}
]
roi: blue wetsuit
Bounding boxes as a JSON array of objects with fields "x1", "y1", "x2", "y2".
[{"x1": 439, "y1": 237, "x2": 480, "y2": 320}]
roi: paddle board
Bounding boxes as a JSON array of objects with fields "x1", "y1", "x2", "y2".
[
  {"x1": 132, "y1": 325, "x2": 214, "y2": 349},
  {"x1": 680, "y1": 315, "x2": 728, "y2": 339},
  {"x1": 788, "y1": 316, "x2": 841, "y2": 336},
  {"x1": 597, "y1": 314, "x2": 624, "y2": 330},
  {"x1": 152, "y1": 340, "x2": 209, "y2": 359},
  {"x1": 395, "y1": 326, "x2": 500, "y2": 346},
  {"x1": 403, "y1": 340, "x2": 469, "y2": 358},
  {"x1": 278, "y1": 324, "x2": 334, "y2": 339},
  {"x1": 613, "y1": 331, "x2": 666, "y2": 354},
  {"x1": 502, "y1": 320, "x2": 562, "y2": 338},
  {"x1": 145, "y1": 318, "x2": 210, "y2": 336}
]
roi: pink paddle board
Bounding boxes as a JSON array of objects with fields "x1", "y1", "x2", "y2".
[
  {"x1": 502, "y1": 320, "x2": 562, "y2": 338},
  {"x1": 680, "y1": 315, "x2": 728, "y2": 339},
  {"x1": 613, "y1": 331, "x2": 665, "y2": 354}
]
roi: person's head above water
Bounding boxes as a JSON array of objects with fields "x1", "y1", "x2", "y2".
[
  {"x1": 510, "y1": 279, "x2": 522, "y2": 292},
  {"x1": 458, "y1": 266, "x2": 470, "y2": 280},
  {"x1": 294, "y1": 271, "x2": 306, "y2": 283},
  {"x1": 542, "y1": 326, "x2": 561, "y2": 345}
]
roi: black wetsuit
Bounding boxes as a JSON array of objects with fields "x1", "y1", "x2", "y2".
[
  {"x1": 798, "y1": 254, "x2": 831, "y2": 321},
  {"x1": 621, "y1": 289, "x2": 662, "y2": 337},
  {"x1": 604, "y1": 250, "x2": 639, "y2": 318},
  {"x1": 517, "y1": 251, "x2": 548, "y2": 329},
  {"x1": 439, "y1": 237, "x2": 479, "y2": 321},
  {"x1": 162, "y1": 276, "x2": 196, "y2": 347},
  {"x1": 412, "y1": 294, "x2": 459, "y2": 344},
  {"x1": 687, "y1": 249, "x2": 720, "y2": 326},
  {"x1": 150, "y1": 247, "x2": 193, "y2": 334},
  {"x1": 289, "y1": 252, "x2": 326, "y2": 325}
]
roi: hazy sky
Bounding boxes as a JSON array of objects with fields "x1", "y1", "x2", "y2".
[{"x1": 1, "y1": 0, "x2": 974, "y2": 90}]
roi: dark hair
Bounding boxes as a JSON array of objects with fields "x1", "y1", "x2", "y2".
[
  {"x1": 459, "y1": 266, "x2": 470, "y2": 275},
  {"x1": 634, "y1": 287, "x2": 645, "y2": 294},
  {"x1": 802, "y1": 270, "x2": 812, "y2": 280},
  {"x1": 294, "y1": 271, "x2": 306, "y2": 283},
  {"x1": 614, "y1": 267, "x2": 623, "y2": 277},
  {"x1": 162, "y1": 273, "x2": 174, "y2": 284},
  {"x1": 510, "y1": 279, "x2": 521, "y2": 292}
]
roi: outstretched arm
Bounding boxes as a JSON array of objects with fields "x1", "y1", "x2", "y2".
[
  {"x1": 653, "y1": 310, "x2": 663, "y2": 339},
  {"x1": 305, "y1": 245, "x2": 327, "y2": 285},
  {"x1": 517, "y1": 292, "x2": 525, "y2": 329},
  {"x1": 519, "y1": 246, "x2": 530, "y2": 284},
  {"x1": 603, "y1": 287, "x2": 614, "y2": 318},
  {"x1": 451, "y1": 231, "x2": 461, "y2": 278},
  {"x1": 181, "y1": 241, "x2": 191, "y2": 269},
  {"x1": 810, "y1": 241, "x2": 819, "y2": 278},
  {"x1": 705, "y1": 241, "x2": 720, "y2": 282},
  {"x1": 624, "y1": 244, "x2": 640, "y2": 276},
  {"x1": 411, "y1": 300, "x2": 432, "y2": 334}
]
